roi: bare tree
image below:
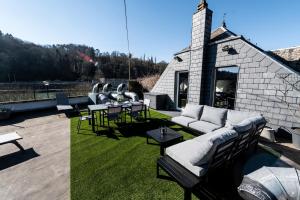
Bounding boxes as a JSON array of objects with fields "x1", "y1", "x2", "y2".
[{"x1": 275, "y1": 73, "x2": 300, "y2": 124}]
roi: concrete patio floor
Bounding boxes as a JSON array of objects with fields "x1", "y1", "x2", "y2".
[{"x1": 0, "y1": 111, "x2": 70, "y2": 200}]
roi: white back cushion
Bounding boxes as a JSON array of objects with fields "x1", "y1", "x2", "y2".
[
  {"x1": 181, "y1": 104, "x2": 203, "y2": 120},
  {"x1": 200, "y1": 106, "x2": 227, "y2": 126},
  {"x1": 226, "y1": 109, "x2": 261, "y2": 127},
  {"x1": 190, "y1": 127, "x2": 238, "y2": 166}
]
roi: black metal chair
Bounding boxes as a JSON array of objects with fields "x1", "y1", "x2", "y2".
[
  {"x1": 247, "y1": 121, "x2": 266, "y2": 151},
  {"x1": 126, "y1": 103, "x2": 144, "y2": 123},
  {"x1": 103, "y1": 105, "x2": 123, "y2": 127},
  {"x1": 75, "y1": 105, "x2": 97, "y2": 134}
]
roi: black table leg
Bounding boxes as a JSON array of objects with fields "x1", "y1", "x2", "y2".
[
  {"x1": 99, "y1": 111, "x2": 102, "y2": 126},
  {"x1": 184, "y1": 189, "x2": 192, "y2": 200},
  {"x1": 91, "y1": 111, "x2": 95, "y2": 133},
  {"x1": 160, "y1": 146, "x2": 164, "y2": 156},
  {"x1": 88, "y1": 109, "x2": 91, "y2": 125}
]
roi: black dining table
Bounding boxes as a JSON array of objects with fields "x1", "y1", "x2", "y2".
[{"x1": 87, "y1": 102, "x2": 146, "y2": 133}]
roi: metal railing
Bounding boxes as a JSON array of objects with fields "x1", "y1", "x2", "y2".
[{"x1": 0, "y1": 88, "x2": 89, "y2": 103}]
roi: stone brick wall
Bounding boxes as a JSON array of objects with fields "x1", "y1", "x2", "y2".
[
  {"x1": 151, "y1": 51, "x2": 191, "y2": 108},
  {"x1": 207, "y1": 37, "x2": 300, "y2": 129},
  {"x1": 188, "y1": 8, "x2": 212, "y2": 104}
]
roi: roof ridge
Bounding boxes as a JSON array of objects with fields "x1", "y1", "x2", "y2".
[{"x1": 271, "y1": 45, "x2": 300, "y2": 52}]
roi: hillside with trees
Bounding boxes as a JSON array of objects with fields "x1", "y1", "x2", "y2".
[{"x1": 0, "y1": 30, "x2": 167, "y2": 82}]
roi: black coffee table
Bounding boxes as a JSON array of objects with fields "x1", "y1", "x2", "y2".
[{"x1": 146, "y1": 127, "x2": 183, "y2": 156}]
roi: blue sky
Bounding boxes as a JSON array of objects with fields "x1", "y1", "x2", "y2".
[{"x1": 0, "y1": 0, "x2": 299, "y2": 62}]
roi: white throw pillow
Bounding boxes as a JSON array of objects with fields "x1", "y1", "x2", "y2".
[
  {"x1": 200, "y1": 106, "x2": 227, "y2": 126},
  {"x1": 181, "y1": 104, "x2": 203, "y2": 120}
]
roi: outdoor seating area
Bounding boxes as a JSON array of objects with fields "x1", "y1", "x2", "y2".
[
  {"x1": 0, "y1": 1, "x2": 300, "y2": 199},
  {"x1": 86, "y1": 101, "x2": 148, "y2": 133},
  {"x1": 0, "y1": 105, "x2": 299, "y2": 200}
]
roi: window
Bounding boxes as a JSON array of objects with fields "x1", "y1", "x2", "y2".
[{"x1": 214, "y1": 66, "x2": 239, "y2": 109}]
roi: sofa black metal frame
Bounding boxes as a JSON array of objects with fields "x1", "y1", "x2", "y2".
[{"x1": 157, "y1": 121, "x2": 267, "y2": 200}]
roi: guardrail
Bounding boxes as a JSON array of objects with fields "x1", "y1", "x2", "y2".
[{"x1": 0, "y1": 89, "x2": 90, "y2": 103}]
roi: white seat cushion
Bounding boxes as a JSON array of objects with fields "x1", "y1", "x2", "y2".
[
  {"x1": 200, "y1": 106, "x2": 227, "y2": 126},
  {"x1": 166, "y1": 140, "x2": 208, "y2": 177},
  {"x1": 189, "y1": 120, "x2": 221, "y2": 134},
  {"x1": 166, "y1": 127, "x2": 238, "y2": 177},
  {"x1": 181, "y1": 104, "x2": 203, "y2": 120},
  {"x1": 171, "y1": 116, "x2": 197, "y2": 127},
  {"x1": 57, "y1": 105, "x2": 73, "y2": 111}
]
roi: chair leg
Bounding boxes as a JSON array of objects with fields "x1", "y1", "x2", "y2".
[
  {"x1": 156, "y1": 162, "x2": 160, "y2": 178},
  {"x1": 77, "y1": 119, "x2": 81, "y2": 134}
]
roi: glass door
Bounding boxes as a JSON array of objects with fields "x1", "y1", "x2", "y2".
[{"x1": 176, "y1": 72, "x2": 189, "y2": 109}]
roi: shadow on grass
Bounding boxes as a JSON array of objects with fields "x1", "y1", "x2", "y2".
[{"x1": 0, "y1": 148, "x2": 39, "y2": 171}]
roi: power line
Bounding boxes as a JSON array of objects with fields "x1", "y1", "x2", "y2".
[{"x1": 123, "y1": 0, "x2": 131, "y2": 81}]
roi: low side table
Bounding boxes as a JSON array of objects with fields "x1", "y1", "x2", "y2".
[{"x1": 146, "y1": 127, "x2": 183, "y2": 156}]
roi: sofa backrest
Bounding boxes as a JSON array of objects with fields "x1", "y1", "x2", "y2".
[
  {"x1": 226, "y1": 109, "x2": 261, "y2": 127},
  {"x1": 200, "y1": 106, "x2": 228, "y2": 126},
  {"x1": 181, "y1": 104, "x2": 204, "y2": 120}
]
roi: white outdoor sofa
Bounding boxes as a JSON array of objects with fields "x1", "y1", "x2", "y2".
[
  {"x1": 157, "y1": 104, "x2": 267, "y2": 200},
  {"x1": 168, "y1": 104, "x2": 266, "y2": 176}
]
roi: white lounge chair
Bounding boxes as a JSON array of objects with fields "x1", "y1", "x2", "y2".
[{"x1": 0, "y1": 132, "x2": 24, "y2": 152}]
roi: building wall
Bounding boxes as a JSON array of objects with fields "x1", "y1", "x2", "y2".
[
  {"x1": 207, "y1": 37, "x2": 300, "y2": 129},
  {"x1": 151, "y1": 51, "x2": 191, "y2": 109}
]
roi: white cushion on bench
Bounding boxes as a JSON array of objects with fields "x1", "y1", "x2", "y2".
[
  {"x1": 200, "y1": 106, "x2": 227, "y2": 126},
  {"x1": 181, "y1": 104, "x2": 203, "y2": 120},
  {"x1": 0, "y1": 132, "x2": 22, "y2": 144},
  {"x1": 189, "y1": 120, "x2": 221, "y2": 134},
  {"x1": 166, "y1": 140, "x2": 208, "y2": 177},
  {"x1": 171, "y1": 116, "x2": 197, "y2": 127},
  {"x1": 226, "y1": 110, "x2": 260, "y2": 127}
]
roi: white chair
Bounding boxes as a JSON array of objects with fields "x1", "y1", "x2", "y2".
[
  {"x1": 143, "y1": 99, "x2": 151, "y2": 118},
  {"x1": 75, "y1": 105, "x2": 97, "y2": 134}
]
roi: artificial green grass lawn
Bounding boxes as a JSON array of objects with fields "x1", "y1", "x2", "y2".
[{"x1": 71, "y1": 110, "x2": 197, "y2": 200}]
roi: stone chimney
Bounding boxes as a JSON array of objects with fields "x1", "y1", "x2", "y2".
[{"x1": 188, "y1": 0, "x2": 213, "y2": 104}]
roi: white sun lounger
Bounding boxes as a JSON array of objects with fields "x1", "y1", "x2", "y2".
[{"x1": 0, "y1": 132, "x2": 24, "y2": 152}]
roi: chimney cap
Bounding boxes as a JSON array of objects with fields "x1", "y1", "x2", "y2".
[{"x1": 197, "y1": 0, "x2": 208, "y2": 11}]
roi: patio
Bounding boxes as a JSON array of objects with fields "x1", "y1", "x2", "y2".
[
  {"x1": 0, "y1": 111, "x2": 70, "y2": 200},
  {"x1": 0, "y1": 109, "x2": 299, "y2": 200}
]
